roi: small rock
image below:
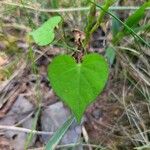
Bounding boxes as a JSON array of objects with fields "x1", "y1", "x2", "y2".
[
  {"x1": 0, "y1": 95, "x2": 34, "y2": 125},
  {"x1": 9, "y1": 95, "x2": 34, "y2": 114},
  {"x1": 41, "y1": 102, "x2": 82, "y2": 149},
  {"x1": 0, "y1": 115, "x2": 17, "y2": 125},
  {"x1": 5, "y1": 131, "x2": 27, "y2": 150},
  {"x1": 0, "y1": 95, "x2": 36, "y2": 150}
]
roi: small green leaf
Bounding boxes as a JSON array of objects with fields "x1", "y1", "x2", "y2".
[
  {"x1": 45, "y1": 115, "x2": 75, "y2": 150},
  {"x1": 111, "y1": 12, "x2": 121, "y2": 36},
  {"x1": 48, "y1": 53, "x2": 109, "y2": 122},
  {"x1": 105, "y1": 46, "x2": 116, "y2": 66},
  {"x1": 30, "y1": 16, "x2": 61, "y2": 46}
]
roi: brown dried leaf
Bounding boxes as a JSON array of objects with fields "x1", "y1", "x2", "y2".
[
  {"x1": 0, "y1": 137, "x2": 11, "y2": 150},
  {"x1": 72, "y1": 29, "x2": 85, "y2": 46},
  {"x1": 0, "y1": 54, "x2": 8, "y2": 67}
]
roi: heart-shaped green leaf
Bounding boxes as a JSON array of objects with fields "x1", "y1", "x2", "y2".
[
  {"x1": 30, "y1": 16, "x2": 61, "y2": 46},
  {"x1": 48, "y1": 53, "x2": 109, "y2": 122}
]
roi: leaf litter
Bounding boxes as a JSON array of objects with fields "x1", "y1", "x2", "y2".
[{"x1": 0, "y1": 0, "x2": 150, "y2": 149}]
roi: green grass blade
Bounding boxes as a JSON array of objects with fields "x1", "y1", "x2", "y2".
[
  {"x1": 51, "y1": 0, "x2": 59, "y2": 8},
  {"x1": 125, "y1": 2, "x2": 150, "y2": 29},
  {"x1": 90, "y1": 0, "x2": 116, "y2": 34},
  {"x1": 113, "y1": 1, "x2": 150, "y2": 42},
  {"x1": 24, "y1": 107, "x2": 41, "y2": 150},
  {"x1": 84, "y1": 2, "x2": 96, "y2": 47},
  {"x1": 84, "y1": 0, "x2": 116, "y2": 47},
  {"x1": 45, "y1": 115, "x2": 75, "y2": 150},
  {"x1": 90, "y1": 1, "x2": 150, "y2": 48},
  {"x1": 134, "y1": 24, "x2": 150, "y2": 33}
]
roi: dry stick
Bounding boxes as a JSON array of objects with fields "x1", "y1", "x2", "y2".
[
  {"x1": 28, "y1": 143, "x2": 104, "y2": 150},
  {"x1": 0, "y1": 87, "x2": 19, "y2": 118},
  {"x1": 0, "y1": 15, "x2": 31, "y2": 31},
  {"x1": 0, "y1": 125, "x2": 53, "y2": 135},
  {"x1": 0, "y1": 62, "x2": 26, "y2": 93},
  {"x1": 14, "y1": 111, "x2": 35, "y2": 126},
  {"x1": 82, "y1": 126, "x2": 92, "y2": 150},
  {"x1": 2, "y1": 23, "x2": 31, "y2": 31},
  {"x1": 1, "y1": 1, "x2": 150, "y2": 12}
]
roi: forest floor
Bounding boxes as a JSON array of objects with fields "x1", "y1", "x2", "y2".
[{"x1": 0, "y1": 0, "x2": 150, "y2": 150}]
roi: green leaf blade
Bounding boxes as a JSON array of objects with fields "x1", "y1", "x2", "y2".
[
  {"x1": 48, "y1": 53, "x2": 109, "y2": 122},
  {"x1": 105, "y1": 46, "x2": 116, "y2": 65}
]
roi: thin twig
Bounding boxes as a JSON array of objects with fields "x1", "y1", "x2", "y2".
[
  {"x1": 14, "y1": 111, "x2": 35, "y2": 126},
  {"x1": 2, "y1": 23, "x2": 31, "y2": 32},
  {"x1": 0, "y1": 1, "x2": 150, "y2": 13},
  {"x1": 28, "y1": 143, "x2": 106, "y2": 150},
  {"x1": 0, "y1": 62, "x2": 26, "y2": 93},
  {"x1": 0, "y1": 125, "x2": 53, "y2": 135}
]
